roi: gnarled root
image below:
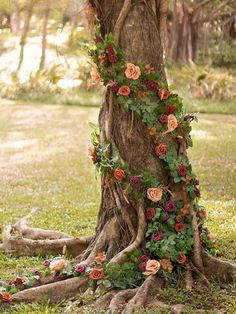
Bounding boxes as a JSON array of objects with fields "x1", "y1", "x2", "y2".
[
  {"x1": 123, "y1": 276, "x2": 164, "y2": 314},
  {"x1": 109, "y1": 288, "x2": 138, "y2": 312},
  {"x1": 8, "y1": 277, "x2": 87, "y2": 304},
  {"x1": 202, "y1": 251, "x2": 236, "y2": 281}
]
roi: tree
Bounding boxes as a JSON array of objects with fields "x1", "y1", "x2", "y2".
[
  {"x1": 0, "y1": 0, "x2": 235, "y2": 312},
  {"x1": 39, "y1": 0, "x2": 50, "y2": 70}
]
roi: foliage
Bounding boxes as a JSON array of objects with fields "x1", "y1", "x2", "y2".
[
  {"x1": 178, "y1": 62, "x2": 236, "y2": 101},
  {"x1": 212, "y1": 42, "x2": 236, "y2": 69}
]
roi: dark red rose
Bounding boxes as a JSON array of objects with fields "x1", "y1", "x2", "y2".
[
  {"x1": 146, "y1": 207, "x2": 156, "y2": 221},
  {"x1": 138, "y1": 255, "x2": 149, "y2": 263},
  {"x1": 130, "y1": 176, "x2": 141, "y2": 189},
  {"x1": 175, "y1": 223, "x2": 186, "y2": 232},
  {"x1": 146, "y1": 80, "x2": 158, "y2": 91},
  {"x1": 177, "y1": 164, "x2": 187, "y2": 176},
  {"x1": 95, "y1": 36, "x2": 103, "y2": 43},
  {"x1": 194, "y1": 178, "x2": 200, "y2": 185},
  {"x1": 151, "y1": 231, "x2": 163, "y2": 241},
  {"x1": 163, "y1": 200, "x2": 176, "y2": 213},
  {"x1": 108, "y1": 82, "x2": 119, "y2": 93},
  {"x1": 159, "y1": 114, "x2": 168, "y2": 123},
  {"x1": 165, "y1": 104, "x2": 176, "y2": 115},
  {"x1": 194, "y1": 187, "x2": 201, "y2": 198},
  {"x1": 139, "y1": 262, "x2": 147, "y2": 272}
]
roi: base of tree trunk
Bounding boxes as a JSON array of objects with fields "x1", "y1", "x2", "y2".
[{"x1": 0, "y1": 212, "x2": 235, "y2": 312}]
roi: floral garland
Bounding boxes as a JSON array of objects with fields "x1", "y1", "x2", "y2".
[{"x1": 0, "y1": 27, "x2": 216, "y2": 303}]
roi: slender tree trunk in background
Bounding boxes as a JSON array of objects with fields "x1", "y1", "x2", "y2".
[
  {"x1": 39, "y1": 0, "x2": 50, "y2": 70},
  {"x1": 10, "y1": 0, "x2": 20, "y2": 33},
  {"x1": 17, "y1": 0, "x2": 34, "y2": 71}
]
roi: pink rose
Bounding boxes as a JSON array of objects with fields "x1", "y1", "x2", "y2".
[
  {"x1": 49, "y1": 258, "x2": 67, "y2": 272},
  {"x1": 166, "y1": 114, "x2": 178, "y2": 133},
  {"x1": 142, "y1": 259, "x2": 160, "y2": 276},
  {"x1": 147, "y1": 188, "x2": 163, "y2": 202}
]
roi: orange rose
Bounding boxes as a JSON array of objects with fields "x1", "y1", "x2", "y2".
[
  {"x1": 0, "y1": 292, "x2": 11, "y2": 302},
  {"x1": 95, "y1": 251, "x2": 106, "y2": 264},
  {"x1": 49, "y1": 258, "x2": 67, "y2": 272},
  {"x1": 15, "y1": 276, "x2": 28, "y2": 286},
  {"x1": 137, "y1": 91, "x2": 148, "y2": 98},
  {"x1": 160, "y1": 259, "x2": 173, "y2": 273},
  {"x1": 90, "y1": 67, "x2": 101, "y2": 83},
  {"x1": 147, "y1": 188, "x2": 163, "y2": 202},
  {"x1": 145, "y1": 64, "x2": 155, "y2": 74},
  {"x1": 166, "y1": 114, "x2": 178, "y2": 133},
  {"x1": 177, "y1": 252, "x2": 187, "y2": 265},
  {"x1": 159, "y1": 88, "x2": 170, "y2": 100},
  {"x1": 143, "y1": 259, "x2": 160, "y2": 275},
  {"x1": 114, "y1": 168, "x2": 126, "y2": 181},
  {"x1": 89, "y1": 268, "x2": 104, "y2": 280},
  {"x1": 118, "y1": 85, "x2": 131, "y2": 96},
  {"x1": 125, "y1": 63, "x2": 141, "y2": 80},
  {"x1": 148, "y1": 127, "x2": 157, "y2": 136},
  {"x1": 175, "y1": 215, "x2": 183, "y2": 223},
  {"x1": 155, "y1": 143, "x2": 168, "y2": 156}
]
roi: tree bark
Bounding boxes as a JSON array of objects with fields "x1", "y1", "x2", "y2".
[{"x1": 39, "y1": 0, "x2": 50, "y2": 70}]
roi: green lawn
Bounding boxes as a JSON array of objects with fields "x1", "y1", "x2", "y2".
[{"x1": 0, "y1": 101, "x2": 235, "y2": 313}]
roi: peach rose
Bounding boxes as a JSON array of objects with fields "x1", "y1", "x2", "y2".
[
  {"x1": 158, "y1": 88, "x2": 170, "y2": 100},
  {"x1": 180, "y1": 203, "x2": 190, "y2": 217},
  {"x1": 147, "y1": 188, "x2": 163, "y2": 202},
  {"x1": 166, "y1": 114, "x2": 178, "y2": 133},
  {"x1": 143, "y1": 259, "x2": 160, "y2": 276},
  {"x1": 49, "y1": 258, "x2": 67, "y2": 272},
  {"x1": 125, "y1": 63, "x2": 141, "y2": 80},
  {"x1": 155, "y1": 143, "x2": 168, "y2": 156},
  {"x1": 89, "y1": 268, "x2": 104, "y2": 280},
  {"x1": 114, "y1": 168, "x2": 126, "y2": 181},
  {"x1": 0, "y1": 292, "x2": 11, "y2": 302},
  {"x1": 90, "y1": 67, "x2": 101, "y2": 83},
  {"x1": 87, "y1": 144, "x2": 96, "y2": 157},
  {"x1": 148, "y1": 127, "x2": 157, "y2": 136},
  {"x1": 118, "y1": 85, "x2": 131, "y2": 96},
  {"x1": 95, "y1": 251, "x2": 106, "y2": 264}
]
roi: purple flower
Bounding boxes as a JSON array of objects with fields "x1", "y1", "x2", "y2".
[
  {"x1": 130, "y1": 176, "x2": 141, "y2": 189},
  {"x1": 42, "y1": 260, "x2": 51, "y2": 267},
  {"x1": 95, "y1": 36, "x2": 103, "y2": 43},
  {"x1": 194, "y1": 188, "x2": 201, "y2": 198},
  {"x1": 106, "y1": 45, "x2": 118, "y2": 63},
  {"x1": 151, "y1": 231, "x2": 163, "y2": 241},
  {"x1": 163, "y1": 200, "x2": 176, "y2": 213},
  {"x1": 146, "y1": 80, "x2": 158, "y2": 91},
  {"x1": 33, "y1": 269, "x2": 40, "y2": 276},
  {"x1": 159, "y1": 114, "x2": 168, "y2": 123},
  {"x1": 74, "y1": 264, "x2": 86, "y2": 273},
  {"x1": 139, "y1": 262, "x2": 147, "y2": 272}
]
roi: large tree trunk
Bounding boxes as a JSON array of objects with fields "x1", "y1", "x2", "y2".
[{"x1": 81, "y1": 0, "x2": 168, "y2": 265}]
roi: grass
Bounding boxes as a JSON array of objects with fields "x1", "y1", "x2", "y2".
[{"x1": 0, "y1": 101, "x2": 235, "y2": 313}]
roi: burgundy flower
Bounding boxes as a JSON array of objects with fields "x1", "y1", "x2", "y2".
[
  {"x1": 175, "y1": 223, "x2": 186, "y2": 232},
  {"x1": 130, "y1": 176, "x2": 141, "y2": 189},
  {"x1": 163, "y1": 200, "x2": 176, "y2": 213},
  {"x1": 106, "y1": 45, "x2": 118, "y2": 63},
  {"x1": 194, "y1": 187, "x2": 201, "y2": 198},
  {"x1": 177, "y1": 164, "x2": 187, "y2": 176},
  {"x1": 146, "y1": 80, "x2": 158, "y2": 91},
  {"x1": 108, "y1": 82, "x2": 119, "y2": 93},
  {"x1": 139, "y1": 262, "x2": 147, "y2": 272},
  {"x1": 42, "y1": 260, "x2": 51, "y2": 267},
  {"x1": 184, "y1": 114, "x2": 194, "y2": 122},
  {"x1": 33, "y1": 269, "x2": 40, "y2": 276},
  {"x1": 92, "y1": 153, "x2": 100, "y2": 164},
  {"x1": 151, "y1": 231, "x2": 163, "y2": 241},
  {"x1": 146, "y1": 208, "x2": 156, "y2": 221},
  {"x1": 95, "y1": 36, "x2": 103, "y2": 43},
  {"x1": 8, "y1": 280, "x2": 15, "y2": 286},
  {"x1": 165, "y1": 104, "x2": 176, "y2": 115},
  {"x1": 159, "y1": 114, "x2": 168, "y2": 123},
  {"x1": 74, "y1": 264, "x2": 86, "y2": 273},
  {"x1": 194, "y1": 178, "x2": 200, "y2": 185},
  {"x1": 138, "y1": 255, "x2": 149, "y2": 263}
]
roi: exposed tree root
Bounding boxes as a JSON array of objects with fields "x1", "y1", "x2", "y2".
[
  {"x1": 190, "y1": 261, "x2": 211, "y2": 287},
  {"x1": 123, "y1": 276, "x2": 164, "y2": 314},
  {"x1": 202, "y1": 251, "x2": 236, "y2": 281},
  {"x1": 184, "y1": 263, "x2": 193, "y2": 291},
  {"x1": 90, "y1": 290, "x2": 118, "y2": 311},
  {"x1": 109, "y1": 288, "x2": 138, "y2": 312},
  {"x1": 8, "y1": 277, "x2": 87, "y2": 304}
]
